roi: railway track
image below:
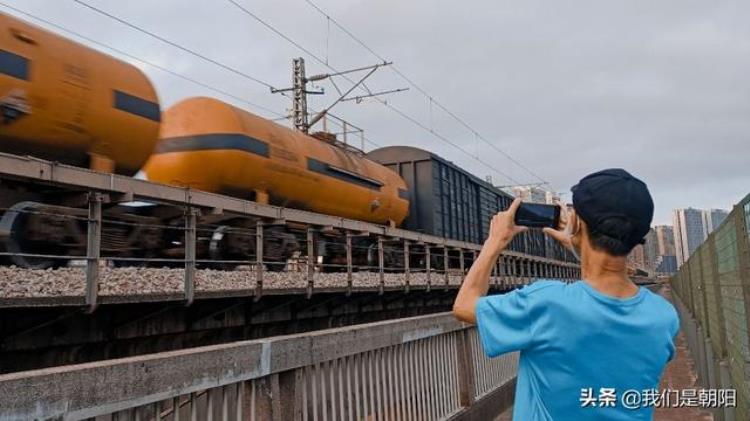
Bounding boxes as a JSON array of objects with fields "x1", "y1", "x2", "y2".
[{"x1": 0, "y1": 152, "x2": 579, "y2": 310}]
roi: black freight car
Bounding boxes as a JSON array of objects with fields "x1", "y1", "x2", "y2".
[{"x1": 367, "y1": 146, "x2": 574, "y2": 262}]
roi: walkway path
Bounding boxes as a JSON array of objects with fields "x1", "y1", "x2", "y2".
[{"x1": 655, "y1": 285, "x2": 713, "y2": 420}]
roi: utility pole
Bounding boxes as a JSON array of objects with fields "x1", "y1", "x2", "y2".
[
  {"x1": 272, "y1": 57, "x2": 407, "y2": 134},
  {"x1": 291, "y1": 58, "x2": 315, "y2": 132}
]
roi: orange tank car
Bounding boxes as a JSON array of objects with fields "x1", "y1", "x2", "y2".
[
  {"x1": 0, "y1": 12, "x2": 160, "y2": 175},
  {"x1": 144, "y1": 97, "x2": 409, "y2": 226}
]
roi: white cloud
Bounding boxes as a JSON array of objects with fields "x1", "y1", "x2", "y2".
[{"x1": 3, "y1": 0, "x2": 748, "y2": 225}]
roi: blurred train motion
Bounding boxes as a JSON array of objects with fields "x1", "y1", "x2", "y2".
[
  {"x1": 0, "y1": 12, "x2": 168, "y2": 268},
  {"x1": 0, "y1": 13, "x2": 160, "y2": 173},
  {"x1": 0, "y1": 12, "x2": 574, "y2": 270},
  {"x1": 143, "y1": 97, "x2": 409, "y2": 226}
]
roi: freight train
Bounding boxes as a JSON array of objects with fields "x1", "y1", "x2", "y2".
[
  {"x1": 367, "y1": 146, "x2": 576, "y2": 261},
  {"x1": 0, "y1": 12, "x2": 573, "y2": 269}
]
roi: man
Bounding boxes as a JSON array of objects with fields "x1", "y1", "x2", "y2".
[{"x1": 453, "y1": 169, "x2": 679, "y2": 420}]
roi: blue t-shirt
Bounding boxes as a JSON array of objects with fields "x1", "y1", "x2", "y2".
[{"x1": 476, "y1": 280, "x2": 679, "y2": 421}]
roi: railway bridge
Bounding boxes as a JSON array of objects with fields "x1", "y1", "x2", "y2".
[
  {"x1": 0, "y1": 154, "x2": 713, "y2": 421},
  {"x1": 0, "y1": 153, "x2": 680, "y2": 421},
  {"x1": 0, "y1": 153, "x2": 577, "y2": 420}
]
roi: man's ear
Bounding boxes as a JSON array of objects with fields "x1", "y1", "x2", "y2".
[
  {"x1": 569, "y1": 210, "x2": 581, "y2": 236},
  {"x1": 573, "y1": 215, "x2": 586, "y2": 244}
]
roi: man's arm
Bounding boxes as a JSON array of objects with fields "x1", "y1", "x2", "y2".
[{"x1": 453, "y1": 198, "x2": 527, "y2": 324}]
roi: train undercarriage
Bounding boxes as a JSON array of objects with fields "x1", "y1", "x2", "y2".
[{"x1": 0, "y1": 181, "x2": 463, "y2": 272}]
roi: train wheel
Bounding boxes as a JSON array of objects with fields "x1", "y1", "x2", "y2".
[
  {"x1": 0, "y1": 202, "x2": 74, "y2": 269},
  {"x1": 265, "y1": 262, "x2": 287, "y2": 272},
  {"x1": 207, "y1": 225, "x2": 244, "y2": 270}
]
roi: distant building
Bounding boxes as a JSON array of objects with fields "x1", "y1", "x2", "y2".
[
  {"x1": 545, "y1": 191, "x2": 560, "y2": 205},
  {"x1": 510, "y1": 186, "x2": 548, "y2": 203},
  {"x1": 655, "y1": 255, "x2": 677, "y2": 274},
  {"x1": 643, "y1": 228, "x2": 659, "y2": 270},
  {"x1": 673, "y1": 207, "x2": 729, "y2": 267},
  {"x1": 673, "y1": 208, "x2": 705, "y2": 266},
  {"x1": 627, "y1": 244, "x2": 647, "y2": 271},
  {"x1": 654, "y1": 225, "x2": 675, "y2": 256},
  {"x1": 702, "y1": 209, "x2": 728, "y2": 237},
  {"x1": 652, "y1": 225, "x2": 677, "y2": 275}
]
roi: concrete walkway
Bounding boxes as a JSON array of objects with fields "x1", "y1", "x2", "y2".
[{"x1": 655, "y1": 286, "x2": 713, "y2": 420}]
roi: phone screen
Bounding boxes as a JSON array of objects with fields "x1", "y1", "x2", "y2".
[{"x1": 514, "y1": 203, "x2": 560, "y2": 228}]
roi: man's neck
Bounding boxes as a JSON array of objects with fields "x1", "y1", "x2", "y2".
[{"x1": 580, "y1": 249, "x2": 639, "y2": 298}]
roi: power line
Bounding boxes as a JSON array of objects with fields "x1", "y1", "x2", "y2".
[
  {"x1": 1, "y1": 0, "x2": 381, "y2": 152},
  {"x1": 224, "y1": 0, "x2": 521, "y2": 185},
  {"x1": 0, "y1": 2, "x2": 284, "y2": 119},
  {"x1": 72, "y1": 0, "x2": 277, "y2": 90},
  {"x1": 68, "y1": 0, "x2": 382, "y2": 149},
  {"x1": 383, "y1": 101, "x2": 519, "y2": 183},
  {"x1": 225, "y1": 0, "x2": 329, "y2": 70},
  {"x1": 68, "y1": 0, "x2": 513, "y2": 182},
  {"x1": 60, "y1": 0, "x2": 514, "y2": 181},
  {"x1": 302, "y1": 0, "x2": 548, "y2": 186}
]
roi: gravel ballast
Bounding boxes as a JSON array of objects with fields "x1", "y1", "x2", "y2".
[{"x1": 0, "y1": 266, "x2": 480, "y2": 299}]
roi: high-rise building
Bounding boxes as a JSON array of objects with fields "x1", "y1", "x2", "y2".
[
  {"x1": 673, "y1": 208, "x2": 705, "y2": 266},
  {"x1": 652, "y1": 225, "x2": 677, "y2": 275},
  {"x1": 627, "y1": 244, "x2": 647, "y2": 270},
  {"x1": 702, "y1": 209, "x2": 729, "y2": 237},
  {"x1": 510, "y1": 186, "x2": 548, "y2": 203},
  {"x1": 643, "y1": 228, "x2": 659, "y2": 270},
  {"x1": 654, "y1": 225, "x2": 675, "y2": 256},
  {"x1": 655, "y1": 255, "x2": 677, "y2": 274},
  {"x1": 673, "y1": 207, "x2": 729, "y2": 266},
  {"x1": 544, "y1": 191, "x2": 560, "y2": 205}
]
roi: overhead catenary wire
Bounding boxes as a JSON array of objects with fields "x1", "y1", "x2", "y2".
[
  {"x1": 72, "y1": 0, "x2": 277, "y2": 91},
  {"x1": 67, "y1": 0, "x2": 512, "y2": 181},
  {"x1": 59, "y1": 0, "x2": 381, "y2": 147},
  {"x1": 0, "y1": 1, "x2": 383, "y2": 150},
  {"x1": 223, "y1": 0, "x2": 522, "y2": 186},
  {"x1": 16, "y1": 0, "x2": 517, "y2": 177},
  {"x1": 302, "y1": 0, "x2": 549, "y2": 186},
  {"x1": 0, "y1": 2, "x2": 285, "y2": 119}
]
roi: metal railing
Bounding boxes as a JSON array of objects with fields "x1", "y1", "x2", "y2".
[
  {"x1": 0, "y1": 152, "x2": 580, "y2": 311},
  {"x1": 670, "y1": 192, "x2": 750, "y2": 421},
  {"x1": 0, "y1": 312, "x2": 517, "y2": 420}
]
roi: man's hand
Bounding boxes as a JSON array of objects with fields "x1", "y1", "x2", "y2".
[
  {"x1": 542, "y1": 204, "x2": 575, "y2": 252},
  {"x1": 453, "y1": 198, "x2": 527, "y2": 323},
  {"x1": 485, "y1": 198, "x2": 529, "y2": 257}
]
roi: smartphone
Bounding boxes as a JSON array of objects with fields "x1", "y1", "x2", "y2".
[{"x1": 514, "y1": 203, "x2": 560, "y2": 228}]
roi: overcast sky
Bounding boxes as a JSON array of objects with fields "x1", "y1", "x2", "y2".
[{"x1": 4, "y1": 0, "x2": 749, "y2": 225}]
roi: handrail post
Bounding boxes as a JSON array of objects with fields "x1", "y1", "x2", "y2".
[
  {"x1": 472, "y1": 250, "x2": 479, "y2": 282},
  {"x1": 443, "y1": 246, "x2": 449, "y2": 288},
  {"x1": 494, "y1": 254, "x2": 497, "y2": 288},
  {"x1": 85, "y1": 192, "x2": 102, "y2": 313},
  {"x1": 459, "y1": 248, "x2": 465, "y2": 277},
  {"x1": 425, "y1": 244, "x2": 431, "y2": 292},
  {"x1": 456, "y1": 329, "x2": 477, "y2": 408},
  {"x1": 523, "y1": 259, "x2": 529, "y2": 284},
  {"x1": 503, "y1": 257, "x2": 509, "y2": 286},
  {"x1": 255, "y1": 221, "x2": 264, "y2": 300},
  {"x1": 346, "y1": 231, "x2": 353, "y2": 296},
  {"x1": 491, "y1": 257, "x2": 499, "y2": 288},
  {"x1": 307, "y1": 228, "x2": 315, "y2": 298},
  {"x1": 184, "y1": 207, "x2": 197, "y2": 306},
  {"x1": 403, "y1": 240, "x2": 410, "y2": 293},
  {"x1": 378, "y1": 236, "x2": 385, "y2": 295}
]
